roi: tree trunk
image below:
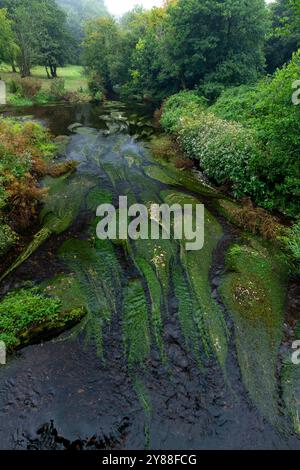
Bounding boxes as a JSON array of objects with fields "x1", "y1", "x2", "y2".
[
  {"x1": 49, "y1": 63, "x2": 57, "y2": 79},
  {"x1": 45, "y1": 66, "x2": 51, "y2": 79},
  {"x1": 11, "y1": 60, "x2": 17, "y2": 73}
]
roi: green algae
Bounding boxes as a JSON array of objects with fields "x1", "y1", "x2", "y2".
[
  {"x1": 282, "y1": 358, "x2": 300, "y2": 435},
  {"x1": 145, "y1": 164, "x2": 222, "y2": 199},
  {"x1": 162, "y1": 190, "x2": 228, "y2": 369},
  {"x1": 86, "y1": 187, "x2": 113, "y2": 211},
  {"x1": 134, "y1": 256, "x2": 165, "y2": 359},
  {"x1": 172, "y1": 263, "x2": 202, "y2": 366},
  {"x1": 220, "y1": 240, "x2": 288, "y2": 422},
  {"x1": 59, "y1": 238, "x2": 122, "y2": 357},
  {"x1": 123, "y1": 279, "x2": 151, "y2": 368},
  {"x1": 0, "y1": 227, "x2": 52, "y2": 283},
  {"x1": 41, "y1": 173, "x2": 94, "y2": 234}
]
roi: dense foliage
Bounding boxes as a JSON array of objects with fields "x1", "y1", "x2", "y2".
[
  {"x1": 265, "y1": 0, "x2": 300, "y2": 73},
  {"x1": 0, "y1": 0, "x2": 74, "y2": 77},
  {"x1": 161, "y1": 53, "x2": 300, "y2": 217},
  {"x1": 56, "y1": 0, "x2": 108, "y2": 58},
  {"x1": 83, "y1": 0, "x2": 269, "y2": 101},
  {"x1": 0, "y1": 118, "x2": 57, "y2": 249}
]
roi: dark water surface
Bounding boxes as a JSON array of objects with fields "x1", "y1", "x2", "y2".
[{"x1": 0, "y1": 103, "x2": 299, "y2": 450}]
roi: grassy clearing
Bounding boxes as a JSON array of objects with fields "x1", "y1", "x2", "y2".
[
  {"x1": 0, "y1": 65, "x2": 89, "y2": 106},
  {"x1": 0, "y1": 64, "x2": 87, "y2": 93}
]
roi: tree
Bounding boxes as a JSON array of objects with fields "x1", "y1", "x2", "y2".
[
  {"x1": 82, "y1": 17, "x2": 120, "y2": 95},
  {"x1": 161, "y1": 0, "x2": 269, "y2": 99},
  {"x1": 265, "y1": 0, "x2": 300, "y2": 73},
  {"x1": 56, "y1": 0, "x2": 108, "y2": 60},
  {"x1": 0, "y1": 8, "x2": 18, "y2": 71},
  {"x1": 83, "y1": 0, "x2": 269, "y2": 102},
  {"x1": 0, "y1": 0, "x2": 73, "y2": 77},
  {"x1": 35, "y1": 0, "x2": 74, "y2": 78}
]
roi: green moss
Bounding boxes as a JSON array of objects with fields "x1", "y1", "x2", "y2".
[
  {"x1": 133, "y1": 375, "x2": 152, "y2": 417},
  {"x1": 145, "y1": 164, "x2": 222, "y2": 199},
  {"x1": 42, "y1": 274, "x2": 86, "y2": 312},
  {"x1": 86, "y1": 187, "x2": 113, "y2": 211},
  {"x1": 220, "y1": 240, "x2": 288, "y2": 421},
  {"x1": 0, "y1": 223, "x2": 18, "y2": 257},
  {"x1": 162, "y1": 190, "x2": 228, "y2": 369},
  {"x1": 282, "y1": 359, "x2": 300, "y2": 435},
  {"x1": 0, "y1": 287, "x2": 84, "y2": 350},
  {"x1": 59, "y1": 238, "x2": 122, "y2": 357},
  {"x1": 41, "y1": 173, "x2": 94, "y2": 234},
  {"x1": 123, "y1": 279, "x2": 151, "y2": 368}
]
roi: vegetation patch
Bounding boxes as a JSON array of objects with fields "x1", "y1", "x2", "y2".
[
  {"x1": 0, "y1": 222, "x2": 18, "y2": 256},
  {"x1": 162, "y1": 190, "x2": 228, "y2": 369},
  {"x1": 123, "y1": 279, "x2": 151, "y2": 369},
  {"x1": 59, "y1": 238, "x2": 122, "y2": 357},
  {"x1": 0, "y1": 287, "x2": 84, "y2": 350},
  {"x1": 220, "y1": 240, "x2": 288, "y2": 421}
]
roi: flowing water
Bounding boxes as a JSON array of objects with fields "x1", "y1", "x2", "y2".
[{"x1": 0, "y1": 102, "x2": 299, "y2": 450}]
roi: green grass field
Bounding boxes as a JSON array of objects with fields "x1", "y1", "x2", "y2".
[{"x1": 0, "y1": 64, "x2": 88, "y2": 93}]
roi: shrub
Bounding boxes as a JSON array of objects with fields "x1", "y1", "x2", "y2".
[
  {"x1": 0, "y1": 223, "x2": 18, "y2": 257},
  {"x1": 0, "y1": 118, "x2": 56, "y2": 229},
  {"x1": 50, "y1": 78, "x2": 65, "y2": 99},
  {"x1": 281, "y1": 220, "x2": 300, "y2": 274},
  {"x1": 210, "y1": 51, "x2": 300, "y2": 216},
  {"x1": 162, "y1": 51, "x2": 300, "y2": 217},
  {"x1": 88, "y1": 74, "x2": 105, "y2": 100},
  {"x1": 226, "y1": 199, "x2": 283, "y2": 241},
  {"x1": 19, "y1": 78, "x2": 42, "y2": 98},
  {"x1": 8, "y1": 79, "x2": 22, "y2": 95},
  {"x1": 160, "y1": 91, "x2": 207, "y2": 133},
  {"x1": 174, "y1": 110, "x2": 265, "y2": 200}
]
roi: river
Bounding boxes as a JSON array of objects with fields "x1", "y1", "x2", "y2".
[{"x1": 0, "y1": 102, "x2": 299, "y2": 450}]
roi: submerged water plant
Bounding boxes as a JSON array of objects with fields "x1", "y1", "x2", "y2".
[{"x1": 220, "y1": 240, "x2": 288, "y2": 422}]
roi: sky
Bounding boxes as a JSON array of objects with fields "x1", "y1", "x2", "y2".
[
  {"x1": 105, "y1": 0, "x2": 163, "y2": 17},
  {"x1": 105, "y1": 0, "x2": 274, "y2": 17}
]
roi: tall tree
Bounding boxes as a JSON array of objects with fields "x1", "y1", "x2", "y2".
[
  {"x1": 0, "y1": 0, "x2": 73, "y2": 77},
  {"x1": 265, "y1": 0, "x2": 300, "y2": 73},
  {"x1": 0, "y1": 8, "x2": 18, "y2": 71},
  {"x1": 56, "y1": 0, "x2": 108, "y2": 59},
  {"x1": 36, "y1": 0, "x2": 74, "y2": 78},
  {"x1": 82, "y1": 16, "x2": 120, "y2": 94},
  {"x1": 160, "y1": 0, "x2": 269, "y2": 99}
]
